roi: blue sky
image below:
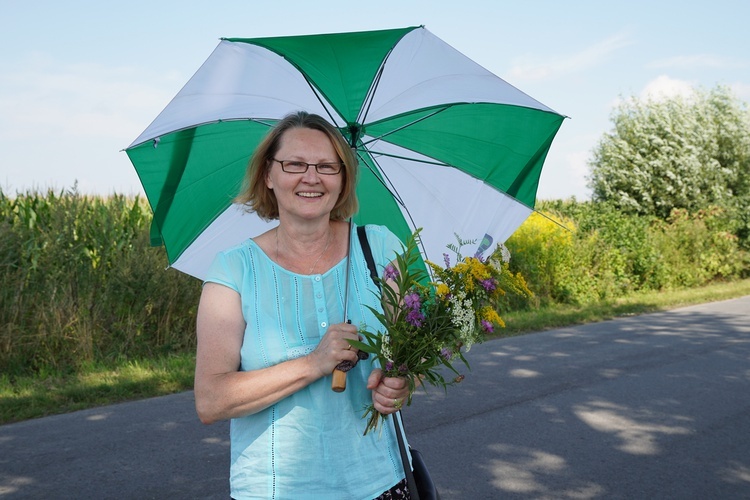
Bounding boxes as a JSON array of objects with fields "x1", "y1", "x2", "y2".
[{"x1": 2, "y1": 0, "x2": 749, "y2": 200}]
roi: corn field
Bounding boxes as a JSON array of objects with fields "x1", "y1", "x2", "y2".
[{"x1": 0, "y1": 189, "x2": 201, "y2": 377}]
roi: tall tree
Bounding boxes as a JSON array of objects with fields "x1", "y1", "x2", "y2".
[{"x1": 588, "y1": 86, "x2": 750, "y2": 220}]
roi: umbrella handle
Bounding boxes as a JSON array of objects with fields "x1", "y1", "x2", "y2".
[
  {"x1": 332, "y1": 349, "x2": 368, "y2": 392},
  {"x1": 331, "y1": 367, "x2": 348, "y2": 392},
  {"x1": 332, "y1": 220, "x2": 353, "y2": 392}
]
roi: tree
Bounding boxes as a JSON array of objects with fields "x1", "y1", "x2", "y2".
[{"x1": 588, "y1": 86, "x2": 750, "y2": 221}]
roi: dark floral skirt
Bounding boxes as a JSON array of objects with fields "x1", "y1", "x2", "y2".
[{"x1": 374, "y1": 478, "x2": 410, "y2": 499}]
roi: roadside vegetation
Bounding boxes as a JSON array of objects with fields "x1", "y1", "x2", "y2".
[
  {"x1": 1, "y1": 188, "x2": 748, "y2": 425},
  {"x1": 2, "y1": 84, "x2": 749, "y2": 425}
]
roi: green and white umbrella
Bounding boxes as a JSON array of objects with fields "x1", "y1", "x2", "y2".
[{"x1": 126, "y1": 26, "x2": 565, "y2": 280}]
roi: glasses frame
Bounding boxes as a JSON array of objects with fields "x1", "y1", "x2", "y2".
[{"x1": 272, "y1": 158, "x2": 343, "y2": 175}]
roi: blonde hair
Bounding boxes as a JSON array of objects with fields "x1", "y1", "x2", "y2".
[{"x1": 235, "y1": 111, "x2": 359, "y2": 220}]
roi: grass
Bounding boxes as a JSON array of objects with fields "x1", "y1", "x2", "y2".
[
  {"x1": 0, "y1": 354, "x2": 195, "y2": 424},
  {"x1": 500, "y1": 277, "x2": 750, "y2": 336},
  {"x1": 1, "y1": 278, "x2": 749, "y2": 426}
]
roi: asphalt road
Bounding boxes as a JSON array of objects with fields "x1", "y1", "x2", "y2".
[{"x1": 1, "y1": 296, "x2": 749, "y2": 499}]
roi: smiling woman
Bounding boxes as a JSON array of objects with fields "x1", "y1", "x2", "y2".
[
  {"x1": 234, "y1": 112, "x2": 358, "y2": 222},
  {"x1": 194, "y1": 111, "x2": 414, "y2": 499}
]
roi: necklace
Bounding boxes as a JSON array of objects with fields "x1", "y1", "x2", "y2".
[{"x1": 276, "y1": 226, "x2": 333, "y2": 275}]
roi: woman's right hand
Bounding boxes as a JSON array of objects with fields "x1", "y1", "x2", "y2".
[{"x1": 307, "y1": 322, "x2": 361, "y2": 377}]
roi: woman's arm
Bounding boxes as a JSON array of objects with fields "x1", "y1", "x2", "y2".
[{"x1": 194, "y1": 282, "x2": 360, "y2": 424}]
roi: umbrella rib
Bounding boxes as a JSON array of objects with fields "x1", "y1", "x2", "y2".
[
  {"x1": 360, "y1": 106, "x2": 452, "y2": 146},
  {"x1": 356, "y1": 150, "x2": 407, "y2": 209},
  {"x1": 365, "y1": 149, "x2": 452, "y2": 168},
  {"x1": 356, "y1": 150, "x2": 431, "y2": 259},
  {"x1": 357, "y1": 57, "x2": 388, "y2": 126},
  {"x1": 357, "y1": 32, "x2": 409, "y2": 127},
  {"x1": 301, "y1": 77, "x2": 342, "y2": 129}
]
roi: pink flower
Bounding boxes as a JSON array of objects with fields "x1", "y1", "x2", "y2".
[
  {"x1": 383, "y1": 264, "x2": 399, "y2": 281},
  {"x1": 481, "y1": 320, "x2": 494, "y2": 333},
  {"x1": 406, "y1": 309, "x2": 425, "y2": 327},
  {"x1": 404, "y1": 292, "x2": 421, "y2": 310},
  {"x1": 480, "y1": 279, "x2": 497, "y2": 292}
]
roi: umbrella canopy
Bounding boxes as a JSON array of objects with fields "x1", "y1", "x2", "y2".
[{"x1": 126, "y1": 26, "x2": 565, "y2": 280}]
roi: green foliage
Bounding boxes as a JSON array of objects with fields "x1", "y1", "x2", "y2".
[
  {"x1": 3, "y1": 188, "x2": 749, "y2": 418},
  {"x1": 588, "y1": 85, "x2": 750, "y2": 231},
  {"x1": 0, "y1": 188, "x2": 202, "y2": 378},
  {"x1": 508, "y1": 200, "x2": 749, "y2": 306},
  {"x1": 502, "y1": 209, "x2": 577, "y2": 305}
]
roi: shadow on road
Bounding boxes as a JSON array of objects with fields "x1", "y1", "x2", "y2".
[
  {"x1": 2, "y1": 297, "x2": 749, "y2": 498},
  {"x1": 407, "y1": 297, "x2": 750, "y2": 499}
]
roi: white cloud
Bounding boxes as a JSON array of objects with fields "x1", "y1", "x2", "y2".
[
  {"x1": 639, "y1": 75, "x2": 696, "y2": 101},
  {"x1": 0, "y1": 55, "x2": 179, "y2": 142},
  {"x1": 537, "y1": 149, "x2": 592, "y2": 200},
  {"x1": 731, "y1": 82, "x2": 750, "y2": 102},
  {"x1": 508, "y1": 32, "x2": 633, "y2": 82},
  {"x1": 0, "y1": 54, "x2": 181, "y2": 195},
  {"x1": 648, "y1": 54, "x2": 747, "y2": 70}
]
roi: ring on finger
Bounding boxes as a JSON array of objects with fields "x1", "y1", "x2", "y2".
[
  {"x1": 393, "y1": 398, "x2": 402, "y2": 410},
  {"x1": 346, "y1": 344, "x2": 352, "y2": 350}
]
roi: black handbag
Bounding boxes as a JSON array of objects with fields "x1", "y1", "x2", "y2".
[
  {"x1": 393, "y1": 412, "x2": 440, "y2": 500},
  {"x1": 357, "y1": 225, "x2": 439, "y2": 499}
]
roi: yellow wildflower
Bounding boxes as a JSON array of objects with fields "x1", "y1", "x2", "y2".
[{"x1": 480, "y1": 306, "x2": 505, "y2": 328}]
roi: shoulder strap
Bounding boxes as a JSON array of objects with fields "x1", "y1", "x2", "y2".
[
  {"x1": 357, "y1": 225, "x2": 380, "y2": 291},
  {"x1": 393, "y1": 412, "x2": 419, "y2": 499},
  {"x1": 360, "y1": 227, "x2": 418, "y2": 496}
]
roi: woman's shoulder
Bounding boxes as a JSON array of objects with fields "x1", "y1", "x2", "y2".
[
  {"x1": 217, "y1": 238, "x2": 256, "y2": 259},
  {"x1": 360, "y1": 223, "x2": 395, "y2": 239},
  {"x1": 358, "y1": 223, "x2": 404, "y2": 264},
  {"x1": 204, "y1": 238, "x2": 261, "y2": 285}
]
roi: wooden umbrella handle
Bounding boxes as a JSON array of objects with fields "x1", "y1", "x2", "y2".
[
  {"x1": 331, "y1": 367, "x2": 348, "y2": 392},
  {"x1": 331, "y1": 351, "x2": 369, "y2": 392},
  {"x1": 332, "y1": 359, "x2": 354, "y2": 392}
]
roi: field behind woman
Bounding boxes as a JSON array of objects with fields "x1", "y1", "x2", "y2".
[{"x1": 1, "y1": 189, "x2": 748, "y2": 424}]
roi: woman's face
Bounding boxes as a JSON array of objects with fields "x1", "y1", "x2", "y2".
[{"x1": 265, "y1": 127, "x2": 343, "y2": 223}]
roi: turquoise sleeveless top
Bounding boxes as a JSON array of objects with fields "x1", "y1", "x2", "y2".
[{"x1": 205, "y1": 224, "x2": 409, "y2": 499}]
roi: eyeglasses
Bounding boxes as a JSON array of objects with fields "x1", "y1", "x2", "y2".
[{"x1": 272, "y1": 159, "x2": 343, "y2": 175}]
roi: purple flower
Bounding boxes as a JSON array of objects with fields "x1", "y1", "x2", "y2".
[
  {"x1": 398, "y1": 364, "x2": 409, "y2": 374},
  {"x1": 443, "y1": 253, "x2": 451, "y2": 268},
  {"x1": 404, "y1": 292, "x2": 421, "y2": 310},
  {"x1": 385, "y1": 361, "x2": 394, "y2": 371},
  {"x1": 406, "y1": 309, "x2": 425, "y2": 327},
  {"x1": 440, "y1": 348, "x2": 452, "y2": 360},
  {"x1": 481, "y1": 319, "x2": 494, "y2": 333},
  {"x1": 480, "y1": 278, "x2": 497, "y2": 292},
  {"x1": 383, "y1": 264, "x2": 399, "y2": 281}
]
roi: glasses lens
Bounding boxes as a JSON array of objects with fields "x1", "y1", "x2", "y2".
[
  {"x1": 281, "y1": 161, "x2": 309, "y2": 173},
  {"x1": 316, "y1": 163, "x2": 342, "y2": 175}
]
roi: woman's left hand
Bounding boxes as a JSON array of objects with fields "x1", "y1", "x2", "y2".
[{"x1": 367, "y1": 369, "x2": 410, "y2": 415}]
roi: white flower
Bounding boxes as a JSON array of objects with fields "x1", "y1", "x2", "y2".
[
  {"x1": 381, "y1": 334, "x2": 393, "y2": 362},
  {"x1": 449, "y1": 291, "x2": 476, "y2": 349}
]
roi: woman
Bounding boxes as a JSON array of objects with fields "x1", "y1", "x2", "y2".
[{"x1": 194, "y1": 111, "x2": 412, "y2": 499}]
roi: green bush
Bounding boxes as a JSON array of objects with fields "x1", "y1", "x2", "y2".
[
  {"x1": 507, "y1": 200, "x2": 749, "y2": 306},
  {"x1": 503, "y1": 210, "x2": 576, "y2": 306}
]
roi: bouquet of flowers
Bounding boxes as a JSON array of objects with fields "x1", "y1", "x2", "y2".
[{"x1": 353, "y1": 229, "x2": 532, "y2": 435}]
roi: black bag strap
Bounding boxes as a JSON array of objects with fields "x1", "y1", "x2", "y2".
[
  {"x1": 393, "y1": 412, "x2": 419, "y2": 500},
  {"x1": 358, "y1": 226, "x2": 418, "y2": 497},
  {"x1": 357, "y1": 225, "x2": 380, "y2": 291}
]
